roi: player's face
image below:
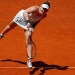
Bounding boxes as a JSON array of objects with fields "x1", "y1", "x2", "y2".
[{"x1": 38, "y1": 6, "x2": 48, "y2": 14}]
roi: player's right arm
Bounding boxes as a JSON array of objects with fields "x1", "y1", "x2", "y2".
[
  {"x1": 23, "y1": 6, "x2": 39, "y2": 28},
  {"x1": 24, "y1": 5, "x2": 39, "y2": 20}
]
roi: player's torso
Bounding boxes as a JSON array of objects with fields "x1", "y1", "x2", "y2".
[{"x1": 28, "y1": 11, "x2": 44, "y2": 22}]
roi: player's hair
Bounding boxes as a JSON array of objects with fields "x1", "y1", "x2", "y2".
[{"x1": 43, "y1": 0, "x2": 50, "y2": 8}]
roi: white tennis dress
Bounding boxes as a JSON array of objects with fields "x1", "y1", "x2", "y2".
[{"x1": 13, "y1": 10, "x2": 30, "y2": 30}]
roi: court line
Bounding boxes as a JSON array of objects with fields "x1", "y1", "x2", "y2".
[
  {"x1": 68, "y1": 67, "x2": 75, "y2": 69},
  {"x1": 0, "y1": 66, "x2": 75, "y2": 69}
]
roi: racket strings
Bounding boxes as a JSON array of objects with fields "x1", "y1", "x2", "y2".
[{"x1": 26, "y1": 34, "x2": 36, "y2": 60}]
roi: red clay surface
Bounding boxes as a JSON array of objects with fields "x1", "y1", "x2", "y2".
[{"x1": 0, "y1": 0, "x2": 75, "y2": 75}]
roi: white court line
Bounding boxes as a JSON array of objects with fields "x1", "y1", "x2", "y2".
[
  {"x1": 0, "y1": 67, "x2": 30, "y2": 69},
  {"x1": 0, "y1": 67, "x2": 75, "y2": 69},
  {"x1": 68, "y1": 67, "x2": 75, "y2": 69}
]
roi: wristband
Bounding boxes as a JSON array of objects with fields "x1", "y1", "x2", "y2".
[{"x1": 26, "y1": 20, "x2": 31, "y2": 23}]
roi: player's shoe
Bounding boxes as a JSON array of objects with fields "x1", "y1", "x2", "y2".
[
  {"x1": 0, "y1": 34, "x2": 3, "y2": 39},
  {"x1": 27, "y1": 60, "x2": 32, "y2": 69}
]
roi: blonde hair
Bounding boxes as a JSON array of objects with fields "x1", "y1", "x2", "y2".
[{"x1": 43, "y1": 0, "x2": 50, "y2": 8}]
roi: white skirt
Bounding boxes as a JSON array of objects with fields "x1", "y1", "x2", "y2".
[{"x1": 13, "y1": 10, "x2": 28, "y2": 30}]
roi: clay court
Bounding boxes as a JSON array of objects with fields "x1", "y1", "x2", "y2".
[{"x1": 0, "y1": 0, "x2": 75, "y2": 75}]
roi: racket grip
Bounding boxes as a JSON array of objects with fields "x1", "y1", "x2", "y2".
[{"x1": 28, "y1": 31, "x2": 30, "y2": 35}]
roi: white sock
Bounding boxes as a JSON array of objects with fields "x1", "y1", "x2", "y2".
[{"x1": 28, "y1": 58, "x2": 31, "y2": 61}]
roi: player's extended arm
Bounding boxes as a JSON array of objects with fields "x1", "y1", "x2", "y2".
[{"x1": 23, "y1": 6, "x2": 39, "y2": 28}]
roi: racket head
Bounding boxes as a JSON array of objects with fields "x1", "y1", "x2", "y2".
[
  {"x1": 27, "y1": 40, "x2": 37, "y2": 60},
  {"x1": 31, "y1": 42, "x2": 37, "y2": 59}
]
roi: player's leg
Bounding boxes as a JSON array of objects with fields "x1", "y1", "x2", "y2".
[
  {"x1": 24, "y1": 29, "x2": 33, "y2": 68},
  {"x1": 0, "y1": 21, "x2": 16, "y2": 39}
]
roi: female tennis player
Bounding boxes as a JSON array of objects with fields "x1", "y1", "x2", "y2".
[{"x1": 0, "y1": 0, "x2": 50, "y2": 68}]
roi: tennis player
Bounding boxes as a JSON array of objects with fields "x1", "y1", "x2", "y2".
[{"x1": 0, "y1": 1, "x2": 50, "y2": 68}]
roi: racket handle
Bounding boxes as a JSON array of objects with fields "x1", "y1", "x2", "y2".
[
  {"x1": 28, "y1": 28, "x2": 33, "y2": 35},
  {"x1": 28, "y1": 31, "x2": 31, "y2": 35}
]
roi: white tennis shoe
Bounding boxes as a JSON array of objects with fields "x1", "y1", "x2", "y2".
[{"x1": 27, "y1": 60, "x2": 32, "y2": 68}]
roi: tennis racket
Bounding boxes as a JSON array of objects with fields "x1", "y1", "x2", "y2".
[{"x1": 26, "y1": 30, "x2": 37, "y2": 60}]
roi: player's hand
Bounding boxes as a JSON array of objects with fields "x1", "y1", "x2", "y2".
[
  {"x1": 27, "y1": 23, "x2": 31, "y2": 28},
  {"x1": 29, "y1": 28, "x2": 34, "y2": 32}
]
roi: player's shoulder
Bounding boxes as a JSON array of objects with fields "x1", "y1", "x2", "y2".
[
  {"x1": 25, "y1": 5, "x2": 39, "y2": 12},
  {"x1": 30, "y1": 5, "x2": 39, "y2": 10},
  {"x1": 33, "y1": 5, "x2": 39, "y2": 8}
]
